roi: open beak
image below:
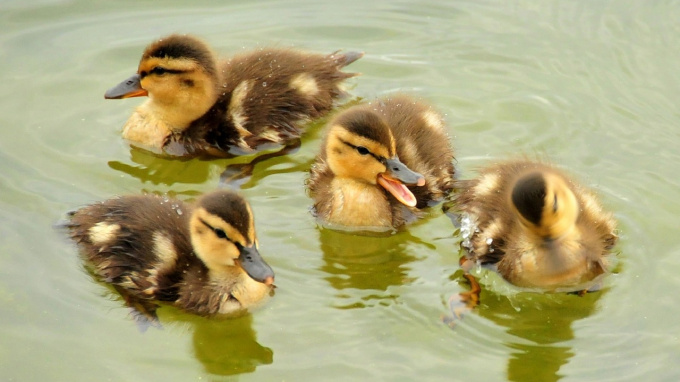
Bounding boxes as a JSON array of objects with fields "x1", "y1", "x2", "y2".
[
  {"x1": 377, "y1": 156, "x2": 425, "y2": 207},
  {"x1": 104, "y1": 74, "x2": 148, "y2": 99},
  {"x1": 237, "y1": 245, "x2": 275, "y2": 286}
]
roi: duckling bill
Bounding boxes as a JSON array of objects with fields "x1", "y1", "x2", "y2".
[
  {"x1": 106, "y1": 34, "x2": 362, "y2": 158},
  {"x1": 455, "y1": 160, "x2": 618, "y2": 291},
  {"x1": 308, "y1": 95, "x2": 455, "y2": 230},
  {"x1": 66, "y1": 190, "x2": 274, "y2": 326}
]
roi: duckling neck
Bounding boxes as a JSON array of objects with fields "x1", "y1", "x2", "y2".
[
  {"x1": 510, "y1": 227, "x2": 590, "y2": 289},
  {"x1": 327, "y1": 177, "x2": 393, "y2": 228},
  {"x1": 208, "y1": 267, "x2": 271, "y2": 312},
  {"x1": 121, "y1": 103, "x2": 173, "y2": 152},
  {"x1": 122, "y1": 87, "x2": 219, "y2": 151}
]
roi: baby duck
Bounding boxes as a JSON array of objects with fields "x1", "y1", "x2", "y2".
[
  {"x1": 66, "y1": 190, "x2": 274, "y2": 323},
  {"x1": 455, "y1": 160, "x2": 618, "y2": 291},
  {"x1": 105, "y1": 34, "x2": 363, "y2": 157},
  {"x1": 308, "y1": 95, "x2": 455, "y2": 230}
]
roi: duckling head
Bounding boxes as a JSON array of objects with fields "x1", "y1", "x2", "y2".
[
  {"x1": 511, "y1": 171, "x2": 579, "y2": 241},
  {"x1": 105, "y1": 34, "x2": 220, "y2": 131},
  {"x1": 189, "y1": 190, "x2": 274, "y2": 285},
  {"x1": 324, "y1": 109, "x2": 425, "y2": 207}
]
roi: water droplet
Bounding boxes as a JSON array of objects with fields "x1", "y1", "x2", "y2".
[
  {"x1": 262, "y1": 82, "x2": 267, "y2": 87},
  {"x1": 486, "y1": 237, "x2": 493, "y2": 245}
]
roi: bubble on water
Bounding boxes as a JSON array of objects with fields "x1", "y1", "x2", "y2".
[
  {"x1": 460, "y1": 213, "x2": 478, "y2": 249},
  {"x1": 460, "y1": 215, "x2": 472, "y2": 238}
]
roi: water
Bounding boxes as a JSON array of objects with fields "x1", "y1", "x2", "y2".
[{"x1": 1, "y1": 0, "x2": 679, "y2": 381}]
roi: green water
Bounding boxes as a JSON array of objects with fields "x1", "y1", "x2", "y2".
[{"x1": 1, "y1": 0, "x2": 679, "y2": 381}]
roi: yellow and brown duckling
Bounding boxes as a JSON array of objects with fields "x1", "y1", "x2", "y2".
[
  {"x1": 105, "y1": 34, "x2": 363, "y2": 157},
  {"x1": 454, "y1": 160, "x2": 617, "y2": 291},
  {"x1": 308, "y1": 94, "x2": 455, "y2": 231},
  {"x1": 66, "y1": 190, "x2": 274, "y2": 324}
]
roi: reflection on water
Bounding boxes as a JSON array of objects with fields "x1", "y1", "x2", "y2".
[
  {"x1": 455, "y1": 278, "x2": 605, "y2": 382},
  {"x1": 108, "y1": 147, "x2": 213, "y2": 185},
  {"x1": 190, "y1": 315, "x2": 273, "y2": 376},
  {"x1": 319, "y1": 228, "x2": 434, "y2": 308},
  {"x1": 2, "y1": 0, "x2": 679, "y2": 380},
  {"x1": 77, "y1": 259, "x2": 274, "y2": 376},
  {"x1": 109, "y1": 143, "x2": 316, "y2": 189}
]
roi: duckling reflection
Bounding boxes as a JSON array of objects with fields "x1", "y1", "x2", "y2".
[
  {"x1": 79, "y1": 283, "x2": 272, "y2": 376},
  {"x1": 451, "y1": 275, "x2": 606, "y2": 382},
  {"x1": 108, "y1": 147, "x2": 213, "y2": 185},
  {"x1": 109, "y1": 142, "x2": 316, "y2": 189},
  {"x1": 319, "y1": 228, "x2": 433, "y2": 307},
  {"x1": 190, "y1": 314, "x2": 273, "y2": 376}
]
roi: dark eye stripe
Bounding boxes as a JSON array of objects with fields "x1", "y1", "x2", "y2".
[
  {"x1": 340, "y1": 139, "x2": 384, "y2": 163},
  {"x1": 199, "y1": 218, "x2": 233, "y2": 242},
  {"x1": 140, "y1": 67, "x2": 186, "y2": 78}
]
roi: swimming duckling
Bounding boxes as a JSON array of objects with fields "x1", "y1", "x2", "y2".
[
  {"x1": 105, "y1": 34, "x2": 362, "y2": 158},
  {"x1": 455, "y1": 160, "x2": 617, "y2": 291},
  {"x1": 66, "y1": 190, "x2": 274, "y2": 324},
  {"x1": 308, "y1": 95, "x2": 455, "y2": 230}
]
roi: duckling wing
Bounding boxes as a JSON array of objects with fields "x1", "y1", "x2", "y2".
[
  {"x1": 67, "y1": 195, "x2": 193, "y2": 302},
  {"x1": 193, "y1": 48, "x2": 361, "y2": 154}
]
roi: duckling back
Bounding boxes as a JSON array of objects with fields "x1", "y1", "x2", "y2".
[
  {"x1": 66, "y1": 190, "x2": 274, "y2": 320},
  {"x1": 107, "y1": 34, "x2": 363, "y2": 158},
  {"x1": 67, "y1": 195, "x2": 193, "y2": 302},
  {"x1": 455, "y1": 160, "x2": 617, "y2": 290},
  {"x1": 187, "y1": 48, "x2": 362, "y2": 155}
]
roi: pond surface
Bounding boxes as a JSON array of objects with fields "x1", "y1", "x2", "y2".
[{"x1": 1, "y1": 0, "x2": 679, "y2": 381}]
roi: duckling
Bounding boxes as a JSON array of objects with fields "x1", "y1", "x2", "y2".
[
  {"x1": 66, "y1": 190, "x2": 274, "y2": 324},
  {"x1": 105, "y1": 34, "x2": 363, "y2": 158},
  {"x1": 454, "y1": 160, "x2": 618, "y2": 291},
  {"x1": 308, "y1": 94, "x2": 455, "y2": 230}
]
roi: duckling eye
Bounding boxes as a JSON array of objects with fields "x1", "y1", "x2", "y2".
[
  {"x1": 213, "y1": 228, "x2": 227, "y2": 239},
  {"x1": 150, "y1": 67, "x2": 167, "y2": 76},
  {"x1": 356, "y1": 146, "x2": 369, "y2": 155}
]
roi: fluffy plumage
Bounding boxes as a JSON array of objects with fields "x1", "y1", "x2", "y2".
[
  {"x1": 455, "y1": 160, "x2": 617, "y2": 291},
  {"x1": 106, "y1": 34, "x2": 362, "y2": 157},
  {"x1": 308, "y1": 94, "x2": 455, "y2": 230},
  {"x1": 66, "y1": 190, "x2": 274, "y2": 322}
]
